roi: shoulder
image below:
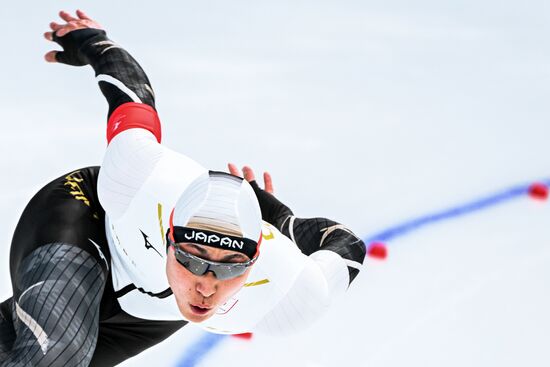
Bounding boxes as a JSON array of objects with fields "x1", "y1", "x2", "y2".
[
  {"x1": 99, "y1": 128, "x2": 206, "y2": 221},
  {"x1": 250, "y1": 221, "x2": 309, "y2": 285}
]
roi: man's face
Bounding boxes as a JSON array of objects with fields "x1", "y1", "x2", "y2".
[{"x1": 166, "y1": 243, "x2": 252, "y2": 322}]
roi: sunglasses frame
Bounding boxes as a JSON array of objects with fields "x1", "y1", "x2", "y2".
[{"x1": 170, "y1": 242, "x2": 257, "y2": 280}]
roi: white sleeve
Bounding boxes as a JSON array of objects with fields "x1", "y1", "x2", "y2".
[
  {"x1": 97, "y1": 128, "x2": 164, "y2": 220},
  {"x1": 254, "y1": 250, "x2": 350, "y2": 336}
]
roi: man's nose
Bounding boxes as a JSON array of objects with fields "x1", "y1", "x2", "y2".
[{"x1": 195, "y1": 272, "x2": 217, "y2": 298}]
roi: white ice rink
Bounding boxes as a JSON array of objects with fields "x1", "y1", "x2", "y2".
[{"x1": 1, "y1": 1, "x2": 549, "y2": 366}]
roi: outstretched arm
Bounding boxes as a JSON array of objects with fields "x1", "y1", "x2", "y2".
[
  {"x1": 228, "y1": 163, "x2": 366, "y2": 284},
  {"x1": 229, "y1": 164, "x2": 366, "y2": 335},
  {"x1": 44, "y1": 10, "x2": 156, "y2": 119},
  {"x1": 45, "y1": 10, "x2": 164, "y2": 220}
]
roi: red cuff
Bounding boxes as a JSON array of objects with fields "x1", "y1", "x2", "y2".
[{"x1": 106, "y1": 103, "x2": 162, "y2": 144}]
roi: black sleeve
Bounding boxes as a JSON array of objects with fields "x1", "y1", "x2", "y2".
[
  {"x1": 0, "y1": 244, "x2": 106, "y2": 366},
  {"x1": 248, "y1": 181, "x2": 294, "y2": 229},
  {"x1": 52, "y1": 28, "x2": 155, "y2": 117},
  {"x1": 249, "y1": 181, "x2": 366, "y2": 284}
]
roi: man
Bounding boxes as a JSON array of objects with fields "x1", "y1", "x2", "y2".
[{"x1": 0, "y1": 10, "x2": 366, "y2": 366}]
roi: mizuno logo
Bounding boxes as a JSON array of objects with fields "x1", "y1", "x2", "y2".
[
  {"x1": 140, "y1": 230, "x2": 163, "y2": 258},
  {"x1": 184, "y1": 230, "x2": 244, "y2": 250}
]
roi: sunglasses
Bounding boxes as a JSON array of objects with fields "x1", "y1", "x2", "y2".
[{"x1": 170, "y1": 243, "x2": 257, "y2": 280}]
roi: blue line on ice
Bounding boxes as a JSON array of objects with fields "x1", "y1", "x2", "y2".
[
  {"x1": 176, "y1": 333, "x2": 226, "y2": 367},
  {"x1": 365, "y1": 179, "x2": 549, "y2": 243},
  {"x1": 176, "y1": 178, "x2": 549, "y2": 367}
]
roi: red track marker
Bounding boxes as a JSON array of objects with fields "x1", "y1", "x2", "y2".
[
  {"x1": 528, "y1": 183, "x2": 548, "y2": 201},
  {"x1": 232, "y1": 333, "x2": 253, "y2": 340},
  {"x1": 367, "y1": 242, "x2": 388, "y2": 260}
]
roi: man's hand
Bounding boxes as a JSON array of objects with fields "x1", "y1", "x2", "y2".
[
  {"x1": 227, "y1": 163, "x2": 274, "y2": 194},
  {"x1": 44, "y1": 10, "x2": 103, "y2": 63},
  {"x1": 228, "y1": 163, "x2": 293, "y2": 228}
]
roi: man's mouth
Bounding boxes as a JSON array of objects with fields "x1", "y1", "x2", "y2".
[{"x1": 189, "y1": 304, "x2": 212, "y2": 315}]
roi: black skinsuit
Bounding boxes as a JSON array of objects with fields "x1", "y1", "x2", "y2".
[{"x1": 1, "y1": 167, "x2": 185, "y2": 366}]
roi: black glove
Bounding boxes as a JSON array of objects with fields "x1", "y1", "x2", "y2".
[
  {"x1": 248, "y1": 180, "x2": 293, "y2": 229},
  {"x1": 51, "y1": 28, "x2": 108, "y2": 66}
]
